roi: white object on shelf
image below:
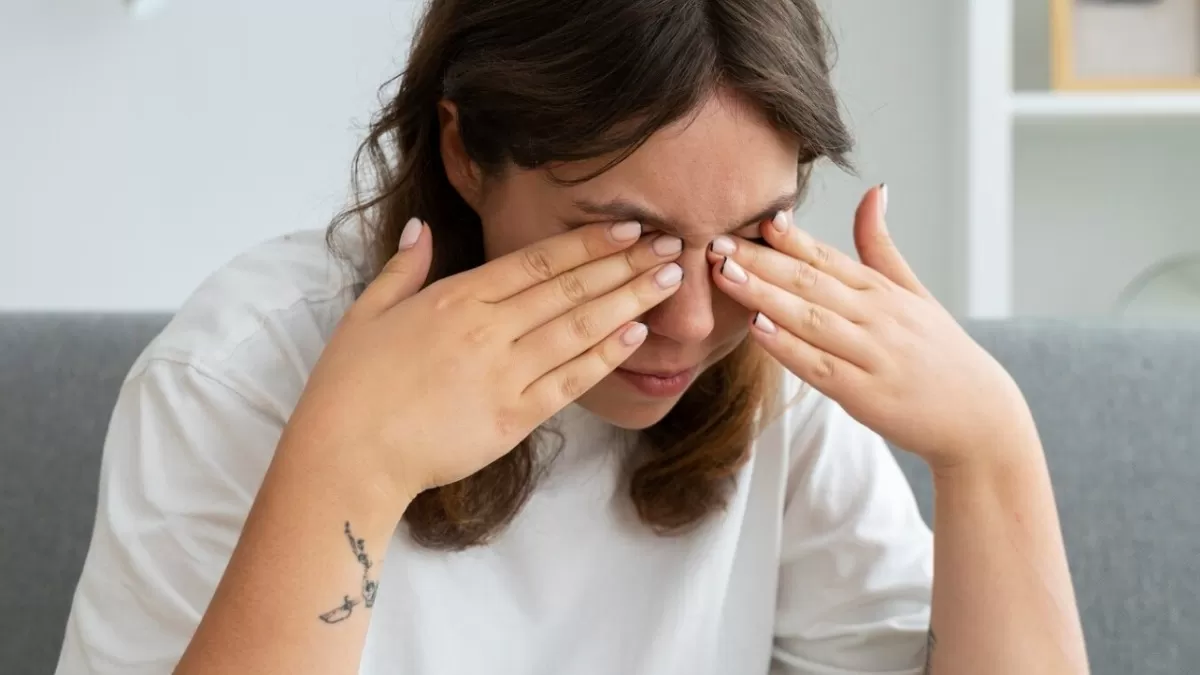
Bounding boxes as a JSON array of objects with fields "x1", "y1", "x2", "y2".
[
  {"x1": 1013, "y1": 92, "x2": 1200, "y2": 120},
  {"x1": 1115, "y1": 254, "x2": 1200, "y2": 322}
]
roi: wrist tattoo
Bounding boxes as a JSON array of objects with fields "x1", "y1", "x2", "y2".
[
  {"x1": 318, "y1": 522, "x2": 380, "y2": 624},
  {"x1": 923, "y1": 627, "x2": 937, "y2": 674}
]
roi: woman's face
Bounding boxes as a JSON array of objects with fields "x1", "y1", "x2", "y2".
[{"x1": 466, "y1": 90, "x2": 800, "y2": 430}]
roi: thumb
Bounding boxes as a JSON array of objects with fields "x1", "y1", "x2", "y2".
[
  {"x1": 356, "y1": 217, "x2": 434, "y2": 316},
  {"x1": 853, "y1": 184, "x2": 928, "y2": 297}
]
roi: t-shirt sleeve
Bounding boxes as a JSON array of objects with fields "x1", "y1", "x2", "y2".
[
  {"x1": 771, "y1": 391, "x2": 933, "y2": 675},
  {"x1": 55, "y1": 359, "x2": 282, "y2": 675}
]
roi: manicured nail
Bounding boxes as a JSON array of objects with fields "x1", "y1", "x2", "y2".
[
  {"x1": 398, "y1": 217, "x2": 422, "y2": 251},
  {"x1": 879, "y1": 183, "x2": 889, "y2": 217},
  {"x1": 610, "y1": 221, "x2": 642, "y2": 242},
  {"x1": 655, "y1": 263, "x2": 683, "y2": 288},
  {"x1": 710, "y1": 235, "x2": 736, "y2": 256},
  {"x1": 621, "y1": 322, "x2": 648, "y2": 346},
  {"x1": 653, "y1": 235, "x2": 683, "y2": 256},
  {"x1": 720, "y1": 257, "x2": 748, "y2": 284},
  {"x1": 771, "y1": 210, "x2": 790, "y2": 233},
  {"x1": 753, "y1": 312, "x2": 777, "y2": 334}
]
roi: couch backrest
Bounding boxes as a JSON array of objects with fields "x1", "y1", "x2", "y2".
[
  {"x1": 1, "y1": 314, "x2": 1197, "y2": 674},
  {"x1": 0, "y1": 313, "x2": 171, "y2": 673},
  {"x1": 892, "y1": 320, "x2": 1200, "y2": 675}
]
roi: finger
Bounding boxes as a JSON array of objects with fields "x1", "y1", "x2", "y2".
[
  {"x1": 758, "y1": 209, "x2": 878, "y2": 290},
  {"x1": 522, "y1": 321, "x2": 648, "y2": 417},
  {"x1": 514, "y1": 262, "x2": 683, "y2": 378},
  {"x1": 471, "y1": 221, "x2": 643, "y2": 302},
  {"x1": 747, "y1": 312, "x2": 868, "y2": 399},
  {"x1": 503, "y1": 234, "x2": 683, "y2": 334},
  {"x1": 853, "y1": 184, "x2": 930, "y2": 297},
  {"x1": 355, "y1": 217, "x2": 433, "y2": 317},
  {"x1": 707, "y1": 235, "x2": 868, "y2": 323},
  {"x1": 712, "y1": 256, "x2": 882, "y2": 371}
]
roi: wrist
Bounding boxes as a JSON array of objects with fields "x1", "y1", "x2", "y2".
[
  {"x1": 272, "y1": 431, "x2": 415, "y2": 523},
  {"x1": 929, "y1": 416, "x2": 1045, "y2": 486}
]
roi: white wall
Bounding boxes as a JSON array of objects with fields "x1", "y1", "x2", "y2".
[
  {"x1": 807, "y1": 0, "x2": 956, "y2": 308},
  {"x1": 0, "y1": 0, "x2": 419, "y2": 310},
  {"x1": 0, "y1": 0, "x2": 959, "y2": 311}
]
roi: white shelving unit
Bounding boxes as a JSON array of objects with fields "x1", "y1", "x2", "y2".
[
  {"x1": 1013, "y1": 92, "x2": 1200, "y2": 120},
  {"x1": 960, "y1": 0, "x2": 1200, "y2": 319}
]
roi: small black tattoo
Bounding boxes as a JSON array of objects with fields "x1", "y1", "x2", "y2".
[
  {"x1": 318, "y1": 522, "x2": 379, "y2": 624},
  {"x1": 922, "y1": 628, "x2": 937, "y2": 674}
]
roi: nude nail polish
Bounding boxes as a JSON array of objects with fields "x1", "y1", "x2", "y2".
[{"x1": 720, "y1": 257, "x2": 748, "y2": 284}]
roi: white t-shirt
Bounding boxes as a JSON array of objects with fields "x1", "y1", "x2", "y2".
[{"x1": 56, "y1": 229, "x2": 933, "y2": 675}]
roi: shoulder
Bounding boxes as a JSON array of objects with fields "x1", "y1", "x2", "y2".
[
  {"x1": 764, "y1": 374, "x2": 932, "y2": 673},
  {"x1": 760, "y1": 371, "x2": 880, "y2": 465},
  {"x1": 758, "y1": 372, "x2": 920, "y2": 513},
  {"x1": 129, "y1": 228, "x2": 368, "y2": 411}
]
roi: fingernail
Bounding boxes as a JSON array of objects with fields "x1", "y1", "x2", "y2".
[
  {"x1": 610, "y1": 221, "x2": 642, "y2": 242},
  {"x1": 710, "y1": 235, "x2": 736, "y2": 256},
  {"x1": 754, "y1": 312, "x2": 777, "y2": 334},
  {"x1": 879, "y1": 183, "x2": 889, "y2": 217},
  {"x1": 655, "y1": 263, "x2": 683, "y2": 288},
  {"x1": 720, "y1": 257, "x2": 748, "y2": 284},
  {"x1": 771, "y1": 210, "x2": 790, "y2": 233},
  {"x1": 621, "y1": 322, "x2": 648, "y2": 346},
  {"x1": 653, "y1": 235, "x2": 683, "y2": 256},
  {"x1": 399, "y1": 217, "x2": 422, "y2": 251}
]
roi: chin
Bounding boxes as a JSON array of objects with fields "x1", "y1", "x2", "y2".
[{"x1": 574, "y1": 376, "x2": 685, "y2": 430}]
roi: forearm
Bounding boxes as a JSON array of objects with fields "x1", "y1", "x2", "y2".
[
  {"x1": 927, "y1": 431, "x2": 1089, "y2": 675},
  {"x1": 175, "y1": 438, "x2": 405, "y2": 675}
]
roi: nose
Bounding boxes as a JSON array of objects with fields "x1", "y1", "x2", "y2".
[{"x1": 643, "y1": 247, "x2": 714, "y2": 344}]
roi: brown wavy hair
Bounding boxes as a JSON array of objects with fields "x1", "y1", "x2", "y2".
[{"x1": 329, "y1": 0, "x2": 852, "y2": 550}]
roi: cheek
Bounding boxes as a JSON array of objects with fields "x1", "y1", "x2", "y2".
[{"x1": 477, "y1": 177, "x2": 561, "y2": 261}]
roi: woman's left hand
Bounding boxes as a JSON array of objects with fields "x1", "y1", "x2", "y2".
[{"x1": 708, "y1": 185, "x2": 1038, "y2": 473}]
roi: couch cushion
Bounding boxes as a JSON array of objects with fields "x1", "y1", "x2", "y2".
[
  {"x1": 0, "y1": 313, "x2": 171, "y2": 673},
  {"x1": 892, "y1": 319, "x2": 1200, "y2": 675},
  {"x1": 2, "y1": 314, "x2": 1197, "y2": 675}
]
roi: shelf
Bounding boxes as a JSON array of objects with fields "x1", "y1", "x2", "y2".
[{"x1": 1012, "y1": 92, "x2": 1200, "y2": 121}]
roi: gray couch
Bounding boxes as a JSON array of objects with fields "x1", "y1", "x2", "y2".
[{"x1": 2, "y1": 313, "x2": 1198, "y2": 674}]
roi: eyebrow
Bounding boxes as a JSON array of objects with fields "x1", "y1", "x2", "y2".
[{"x1": 571, "y1": 189, "x2": 800, "y2": 234}]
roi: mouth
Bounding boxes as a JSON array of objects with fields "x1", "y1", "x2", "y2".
[{"x1": 613, "y1": 365, "x2": 698, "y2": 398}]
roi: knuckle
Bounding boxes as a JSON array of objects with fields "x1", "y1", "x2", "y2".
[
  {"x1": 556, "y1": 271, "x2": 589, "y2": 304},
  {"x1": 568, "y1": 312, "x2": 598, "y2": 341},
  {"x1": 802, "y1": 304, "x2": 825, "y2": 330},
  {"x1": 813, "y1": 353, "x2": 838, "y2": 380},
  {"x1": 558, "y1": 374, "x2": 587, "y2": 401},
  {"x1": 597, "y1": 340, "x2": 626, "y2": 371},
  {"x1": 582, "y1": 233, "x2": 610, "y2": 261},
  {"x1": 431, "y1": 287, "x2": 460, "y2": 313},
  {"x1": 521, "y1": 246, "x2": 556, "y2": 282},
  {"x1": 622, "y1": 247, "x2": 640, "y2": 275},
  {"x1": 812, "y1": 243, "x2": 832, "y2": 268},
  {"x1": 627, "y1": 279, "x2": 660, "y2": 311},
  {"x1": 791, "y1": 262, "x2": 819, "y2": 291},
  {"x1": 428, "y1": 278, "x2": 470, "y2": 312}
]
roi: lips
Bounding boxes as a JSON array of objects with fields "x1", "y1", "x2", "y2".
[
  {"x1": 614, "y1": 365, "x2": 698, "y2": 398},
  {"x1": 620, "y1": 367, "x2": 695, "y2": 379}
]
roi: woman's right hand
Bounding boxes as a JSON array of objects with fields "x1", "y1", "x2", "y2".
[{"x1": 280, "y1": 217, "x2": 684, "y2": 511}]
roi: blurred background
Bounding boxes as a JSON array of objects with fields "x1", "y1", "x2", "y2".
[{"x1": 2, "y1": 0, "x2": 1199, "y2": 320}]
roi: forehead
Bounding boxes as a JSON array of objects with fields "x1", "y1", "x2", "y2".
[{"x1": 557, "y1": 90, "x2": 801, "y2": 238}]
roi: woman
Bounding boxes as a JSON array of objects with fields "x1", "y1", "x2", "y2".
[{"x1": 57, "y1": 0, "x2": 1089, "y2": 673}]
